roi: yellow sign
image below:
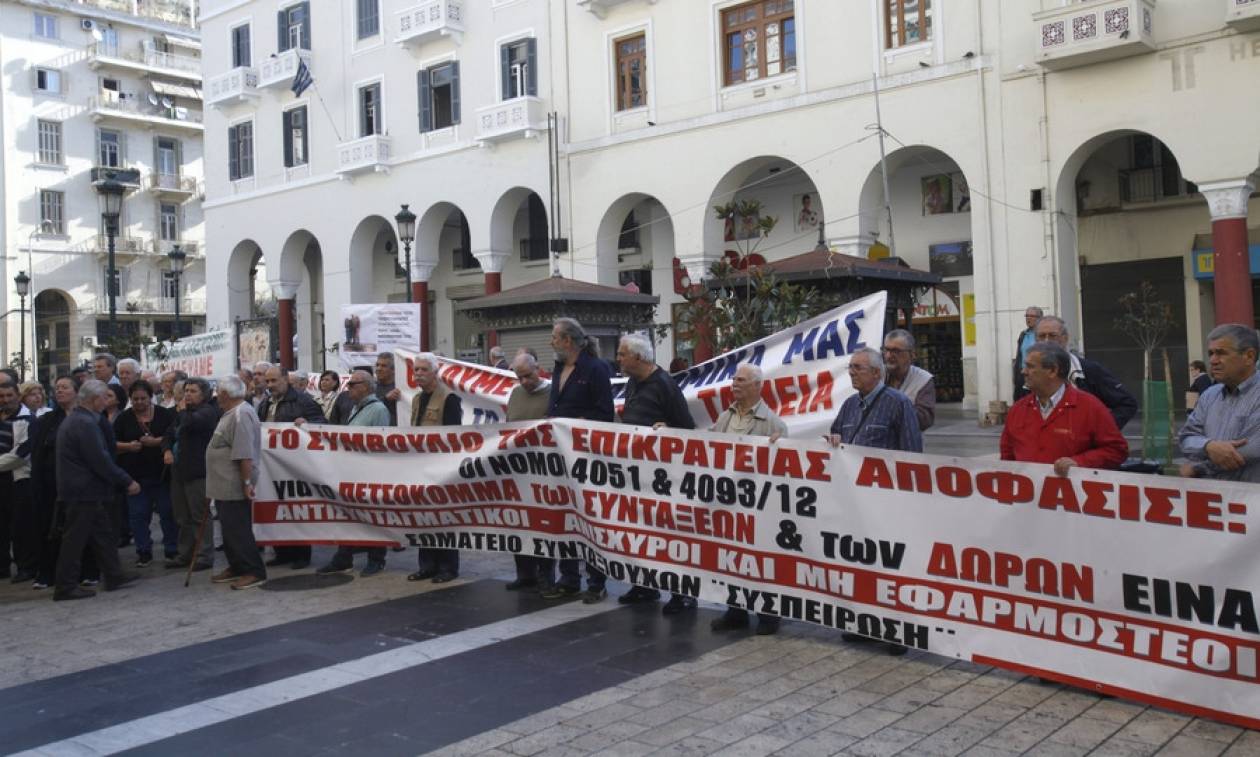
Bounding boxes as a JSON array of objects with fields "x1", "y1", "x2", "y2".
[
  {"x1": 1196, "y1": 251, "x2": 1214, "y2": 275},
  {"x1": 962, "y1": 294, "x2": 976, "y2": 346}
]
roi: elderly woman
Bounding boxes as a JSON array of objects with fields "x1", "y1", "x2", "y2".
[{"x1": 18, "y1": 382, "x2": 48, "y2": 417}]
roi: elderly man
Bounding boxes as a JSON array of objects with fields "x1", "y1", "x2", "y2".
[
  {"x1": 250, "y1": 361, "x2": 272, "y2": 409},
  {"x1": 542, "y1": 318, "x2": 614, "y2": 603},
  {"x1": 375, "y1": 352, "x2": 401, "y2": 425},
  {"x1": 881, "y1": 329, "x2": 935, "y2": 431},
  {"x1": 258, "y1": 366, "x2": 325, "y2": 570},
  {"x1": 1034, "y1": 316, "x2": 1137, "y2": 431},
  {"x1": 829, "y1": 347, "x2": 921, "y2": 654},
  {"x1": 711, "y1": 363, "x2": 787, "y2": 635},
  {"x1": 207, "y1": 376, "x2": 267, "y2": 590},
  {"x1": 1001, "y1": 342, "x2": 1127, "y2": 475},
  {"x1": 116, "y1": 358, "x2": 140, "y2": 394},
  {"x1": 162, "y1": 378, "x2": 221, "y2": 571},
  {"x1": 0, "y1": 381, "x2": 34, "y2": 582},
  {"x1": 406, "y1": 353, "x2": 462, "y2": 583},
  {"x1": 290, "y1": 371, "x2": 310, "y2": 393},
  {"x1": 1013, "y1": 306, "x2": 1043, "y2": 401},
  {"x1": 616, "y1": 333, "x2": 698, "y2": 614},
  {"x1": 1178, "y1": 324, "x2": 1260, "y2": 482},
  {"x1": 93, "y1": 353, "x2": 120, "y2": 385},
  {"x1": 489, "y1": 346, "x2": 508, "y2": 370},
  {"x1": 505, "y1": 352, "x2": 553, "y2": 592},
  {"x1": 53, "y1": 380, "x2": 141, "y2": 600}
]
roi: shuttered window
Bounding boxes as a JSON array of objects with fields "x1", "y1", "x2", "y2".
[
  {"x1": 232, "y1": 23, "x2": 251, "y2": 67},
  {"x1": 283, "y1": 106, "x2": 308, "y2": 167},
  {"x1": 277, "y1": 2, "x2": 311, "y2": 52},
  {"x1": 228, "y1": 121, "x2": 254, "y2": 180},
  {"x1": 500, "y1": 38, "x2": 537, "y2": 100},
  {"x1": 418, "y1": 61, "x2": 460, "y2": 132},
  {"x1": 357, "y1": 0, "x2": 380, "y2": 39}
]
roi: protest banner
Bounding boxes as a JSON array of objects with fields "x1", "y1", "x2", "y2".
[
  {"x1": 340, "y1": 303, "x2": 423, "y2": 375},
  {"x1": 391, "y1": 291, "x2": 887, "y2": 435},
  {"x1": 142, "y1": 328, "x2": 235, "y2": 378},
  {"x1": 255, "y1": 418, "x2": 1260, "y2": 728}
]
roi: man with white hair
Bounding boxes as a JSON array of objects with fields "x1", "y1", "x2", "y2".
[
  {"x1": 116, "y1": 358, "x2": 140, "y2": 394},
  {"x1": 207, "y1": 375, "x2": 267, "y2": 589},
  {"x1": 616, "y1": 334, "x2": 697, "y2": 614},
  {"x1": 881, "y1": 329, "x2": 935, "y2": 431},
  {"x1": 407, "y1": 353, "x2": 462, "y2": 583},
  {"x1": 710, "y1": 362, "x2": 787, "y2": 635},
  {"x1": 250, "y1": 361, "x2": 272, "y2": 409},
  {"x1": 504, "y1": 352, "x2": 553, "y2": 591},
  {"x1": 489, "y1": 346, "x2": 508, "y2": 370},
  {"x1": 290, "y1": 371, "x2": 310, "y2": 393}
]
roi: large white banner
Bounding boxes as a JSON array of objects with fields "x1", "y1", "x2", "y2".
[
  {"x1": 339, "y1": 303, "x2": 423, "y2": 374},
  {"x1": 142, "y1": 328, "x2": 235, "y2": 378},
  {"x1": 390, "y1": 291, "x2": 887, "y2": 436},
  {"x1": 255, "y1": 419, "x2": 1260, "y2": 728}
]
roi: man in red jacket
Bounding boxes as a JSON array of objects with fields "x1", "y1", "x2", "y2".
[{"x1": 1001, "y1": 342, "x2": 1127, "y2": 474}]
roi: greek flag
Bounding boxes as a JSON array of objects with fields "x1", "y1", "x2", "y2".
[{"x1": 291, "y1": 58, "x2": 313, "y2": 97}]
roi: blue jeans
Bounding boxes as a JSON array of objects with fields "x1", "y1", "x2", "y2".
[{"x1": 128, "y1": 477, "x2": 177, "y2": 556}]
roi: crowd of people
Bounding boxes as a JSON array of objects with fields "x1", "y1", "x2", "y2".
[{"x1": 0, "y1": 314, "x2": 1255, "y2": 636}]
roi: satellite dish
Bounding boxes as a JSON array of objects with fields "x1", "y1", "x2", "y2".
[
  {"x1": 91, "y1": 28, "x2": 103, "y2": 42},
  {"x1": 161, "y1": 96, "x2": 174, "y2": 108},
  {"x1": 147, "y1": 92, "x2": 160, "y2": 106},
  {"x1": 174, "y1": 107, "x2": 188, "y2": 120}
]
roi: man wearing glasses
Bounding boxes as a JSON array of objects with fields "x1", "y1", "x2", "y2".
[
  {"x1": 881, "y1": 329, "x2": 935, "y2": 431},
  {"x1": 1178, "y1": 323, "x2": 1260, "y2": 482},
  {"x1": 1033, "y1": 316, "x2": 1137, "y2": 431}
]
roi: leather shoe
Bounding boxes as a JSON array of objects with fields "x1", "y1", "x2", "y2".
[
  {"x1": 618, "y1": 586, "x2": 660, "y2": 605},
  {"x1": 505, "y1": 578, "x2": 537, "y2": 591},
  {"x1": 710, "y1": 611, "x2": 750, "y2": 632},
  {"x1": 755, "y1": 616, "x2": 781, "y2": 635},
  {"x1": 661, "y1": 595, "x2": 696, "y2": 615},
  {"x1": 103, "y1": 573, "x2": 140, "y2": 591},
  {"x1": 431, "y1": 572, "x2": 458, "y2": 584},
  {"x1": 53, "y1": 587, "x2": 96, "y2": 601},
  {"x1": 407, "y1": 569, "x2": 437, "y2": 581}
]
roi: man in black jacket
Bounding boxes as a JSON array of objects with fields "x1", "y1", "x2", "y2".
[
  {"x1": 1034, "y1": 316, "x2": 1138, "y2": 431},
  {"x1": 258, "y1": 366, "x2": 327, "y2": 569},
  {"x1": 53, "y1": 380, "x2": 141, "y2": 600},
  {"x1": 162, "y1": 378, "x2": 222, "y2": 570}
]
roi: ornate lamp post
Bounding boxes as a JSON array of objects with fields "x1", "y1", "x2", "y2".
[
  {"x1": 167, "y1": 244, "x2": 186, "y2": 340},
  {"x1": 395, "y1": 204, "x2": 416, "y2": 303},
  {"x1": 13, "y1": 271, "x2": 30, "y2": 381},
  {"x1": 94, "y1": 173, "x2": 127, "y2": 341}
]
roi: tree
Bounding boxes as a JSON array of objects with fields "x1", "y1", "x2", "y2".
[{"x1": 1113, "y1": 280, "x2": 1176, "y2": 464}]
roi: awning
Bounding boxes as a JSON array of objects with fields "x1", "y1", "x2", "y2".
[
  {"x1": 165, "y1": 34, "x2": 201, "y2": 50},
  {"x1": 151, "y1": 81, "x2": 202, "y2": 100}
]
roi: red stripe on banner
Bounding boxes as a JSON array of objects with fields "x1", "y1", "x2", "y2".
[
  {"x1": 972, "y1": 654, "x2": 1260, "y2": 730},
  {"x1": 256, "y1": 540, "x2": 399, "y2": 548}
]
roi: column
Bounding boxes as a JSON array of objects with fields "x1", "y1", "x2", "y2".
[
  {"x1": 1200, "y1": 178, "x2": 1256, "y2": 326},
  {"x1": 411, "y1": 261, "x2": 435, "y2": 352},
  {"x1": 473, "y1": 250, "x2": 509, "y2": 350},
  {"x1": 271, "y1": 279, "x2": 300, "y2": 370}
]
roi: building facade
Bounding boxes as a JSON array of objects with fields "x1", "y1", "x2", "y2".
[
  {"x1": 0, "y1": 0, "x2": 205, "y2": 385},
  {"x1": 201, "y1": 0, "x2": 1260, "y2": 415}
]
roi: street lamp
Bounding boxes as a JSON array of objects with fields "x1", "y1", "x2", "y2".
[
  {"x1": 168, "y1": 244, "x2": 186, "y2": 340},
  {"x1": 13, "y1": 271, "x2": 29, "y2": 381},
  {"x1": 395, "y1": 204, "x2": 416, "y2": 303},
  {"x1": 95, "y1": 173, "x2": 127, "y2": 341}
]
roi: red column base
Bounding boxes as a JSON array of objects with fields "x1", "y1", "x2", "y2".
[
  {"x1": 412, "y1": 281, "x2": 430, "y2": 352},
  {"x1": 278, "y1": 298, "x2": 296, "y2": 370}
]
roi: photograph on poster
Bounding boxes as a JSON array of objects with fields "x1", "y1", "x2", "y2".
[{"x1": 922, "y1": 174, "x2": 953, "y2": 216}]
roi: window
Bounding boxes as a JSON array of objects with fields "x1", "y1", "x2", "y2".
[
  {"x1": 154, "y1": 137, "x2": 179, "y2": 177},
  {"x1": 231, "y1": 23, "x2": 251, "y2": 67},
  {"x1": 453, "y1": 218, "x2": 477, "y2": 270},
  {"x1": 37, "y1": 120, "x2": 63, "y2": 164},
  {"x1": 98, "y1": 129, "x2": 123, "y2": 167},
  {"x1": 885, "y1": 0, "x2": 932, "y2": 49},
  {"x1": 283, "y1": 106, "x2": 308, "y2": 167},
  {"x1": 614, "y1": 34, "x2": 647, "y2": 111},
  {"x1": 159, "y1": 203, "x2": 179, "y2": 241},
  {"x1": 101, "y1": 27, "x2": 119, "y2": 57},
  {"x1": 278, "y1": 2, "x2": 311, "y2": 52},
  {"x1": 101, "y1": 77, "x2": 121, "y2": 98},
  {"x1": 161, "y1": 271, "x2": 181, "y2": 300},
  {"x1": 35, "y1": 68, "x2": 61, "y2": 94},
  {"x1": 359, "y1": 82, "x2": 382, "y2": 137},
  {"x1": 418, "y1": 62, "x2": 460, "y2": 132},
  {"x1": 357, "y1": 0, "x2": 380, "y2": 39},
  {"x1": 228, "y1": 121, "x2": 254, "y2": 180},
  {"x1": 40, "y1": 190, "x2": 64, "y2": 234},
  {"x1": 33, "y1": 12, "x2": 57, "y2": 39},
  {"x1": 500, "y1": 38, "x2": 537, "y2": 100},
  {"x1": 722, "y1": 0, "x2": 795, "y2": 86},
  {"x1": 102, "y1": 271, "x2": 123, "y2": 300}
]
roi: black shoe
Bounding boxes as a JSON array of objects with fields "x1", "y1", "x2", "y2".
[
  {"x1": 264, "y1": 557, "x2": 291, "y2": 567},
  {"x1": 885, "y1": 643, "x2": 908, "y2": 656},
  {"x1": 431, "y1": 572, "x2": 458, "y2": 584},
  {"x1": 618, "y1": 586, "x2": 661, "y2": 605},
  {"x1": 662, "y1": 595, "x2": 696, "y2": 616},
  {"x1": 104, "y1": 573, "x2": 140, "y2": 591},
  {"x1": 135, "y1": 552, "x2": 152, "y2": 568},
  {"x1": 540, "y1": 584, "x2": 580, "y2": 600},
  {"x1": 582, "y1": 587, "x2": 608, "y2": 604},
  {"x1": 54, "y1": 587, "x2": 96, "y2": 601},
  {"x1": 290, "y1": 560, "x2": 310, "y2": 570},
  {"x1": 407, "y1": 569, "x2": 437, "y2": 582},
  {"x1": 755, "y1": 617, "x2": 781, "y2": 636},
  {"x1": 315, "y1": 563, "x2": 353, "y2": 576},
  {"x1": 711, "y1": 610, "x2": 750, "y2": 632},
  {"x1": 10, "y1": 570, "x2": 36, "y2": 584},
  {"x1": 505, "y1": 578, "x2": 537, "y2": 591}
]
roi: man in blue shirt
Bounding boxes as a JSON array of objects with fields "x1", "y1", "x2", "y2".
[{"x1": 1179, "y1": 323, "x2": 1260, "y2": 483}]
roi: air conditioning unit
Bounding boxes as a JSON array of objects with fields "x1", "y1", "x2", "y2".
[{"x1": 81, "y1": 18, "x2": 95, "y2": 31}]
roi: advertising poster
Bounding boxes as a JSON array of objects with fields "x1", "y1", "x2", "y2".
[{"x1": 339, "y1": 303, "x2": 423, "y2": 374}]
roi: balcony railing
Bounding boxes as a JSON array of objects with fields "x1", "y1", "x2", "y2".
[
  {"x1": 87, "y1": 41, "x2": 201, "y2": 80},
  {"x1": 89, "y1": 95, "x2": 204, "y2": 130},
  {"x1": 1119, "y1": 167, "x2": 1199, "y2": 205},
  {"x1": 395, "y1": 0, "x2": 464, "y2": 47},
  {"x1": 90, "y1": 166, "x2": 141, "y2": 185},
  {"x1": 1034, "y1": 0, "x2": 1156, "y2": 71},
  {"x1": 150, "y1": 239, "x2": 201, "y2": 256},
  {"x1": 1226, "y1": 0, "x2": 1260, "y2": 30},
  {"x1": 206, "y1": 66, "x2": 259, "y2": 107},
  {"x1": 336, "y1": 135, "x2": 392, "y2": 176},
  {"x1": 258, "y1": 49, "x2": 311, "y2": 90},
  {"x1": 92, "y1": 235, "x2": 146, "y2": 255},
  {"x1": 142, "y1": 43, "x2": 201, "y2": 77},
  {"x1": 475, "y1": 96, "x2": 547, "y2": 144},
  {"x1": 146, "y1": 172, "x2": 199, "y2": 196}
]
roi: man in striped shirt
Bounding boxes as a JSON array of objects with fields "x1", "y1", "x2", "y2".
[{"x1": 1178, "y1": 323, "x2": 1260, "y2": 483}]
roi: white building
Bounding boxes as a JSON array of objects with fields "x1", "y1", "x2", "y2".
[
  {"x1": 201, "y1": 0, "x2": 1260, "y2": 416},
  {"x1": 0, "y1": 0, "x2": 204, "y2": 385}
]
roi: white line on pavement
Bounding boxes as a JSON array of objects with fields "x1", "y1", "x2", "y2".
[{"x1": 16, "y1": 599, "x2": 621, "y2": 757}]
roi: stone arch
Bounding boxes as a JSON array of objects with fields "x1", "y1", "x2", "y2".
[
  {"x1": 34, "y1": 288, "x2": 75, "y2": 385},
  {"x1": 347, "y1": 216, "x2": 403, "y2": 304},
  {"x1": 488, "y1": 186, "x2": 549, "y2": 268},
  {"x1": 703, "y1": 156, "x2": 825, "y2": 271},
  {"x1": 226, "y1": 239, "x2": 265, "y2": 324}
]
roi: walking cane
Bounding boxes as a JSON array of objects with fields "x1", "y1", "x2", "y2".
[{"x1": 184, "y1": 504, "x2": 211, "y2": 588}]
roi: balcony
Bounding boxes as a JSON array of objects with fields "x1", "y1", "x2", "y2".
[
  {"x1": 475, "y1": 96, "x2": 547, "y2": 144},
  {"x1": 91, "y1": 234, "x2": 147, "y2": 256},
  {"x1": 1034, "y1": 0, "x2": 1156, "y2": 71},
  {"x1": 89, "y1": 94, "x2": 204, "y2": 132},
  {"x1": 87, "y1": 42, "x2": 201, "y2": 82},
  {"x1": 576, "y1": 0, "x2": 658, "y2": 19},
  {"x1": 206, "y1": 67, "x2": 259, "y2": 107},
  {"x1": 396, "y1": 0, "x2": 464, "y2": 47},
  {"x1": 90, "y1": 166, "x2": 141, "y2": 186},
  {"x1": 146, "y1": 172, "x2": 199, "y2": 200},
  {"x1": 258, "y1": 49, "x2": 311, "y2": 90},
  {"x1": 1226, "y1": 0, "x2": 1260, "y2": 31},
  {"x1": 149, "y1": 239, "x2": 201, "y2": 257},
  {"x1": 336, "y1": 135, "x2": 392, "y2": 176}
]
